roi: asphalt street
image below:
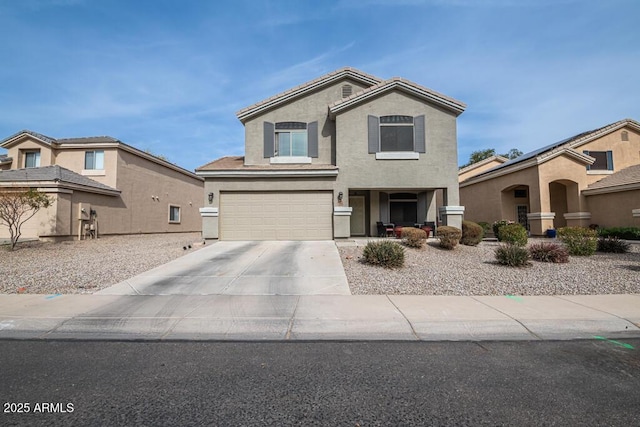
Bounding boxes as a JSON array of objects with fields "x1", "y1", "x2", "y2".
[{"x1": 1, "y1": 339, "x2": 639, "y2": 426}]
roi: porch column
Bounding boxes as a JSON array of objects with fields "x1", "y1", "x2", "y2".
[
  {"x1": 527, "y1": 212, "x2": 555, "y2": 236},
  {"x1": 564, "y1": 212, "x2": 592, "y2": 228},
  {"x1": 200, "y1": 207, "x2": 219, "y2": 239},
  {"x1": 439, "y1": 185, "x2": 464, "y2": 229},
  {"x1": 333, "y1": 207, "x2": 352, "y2": 238}
]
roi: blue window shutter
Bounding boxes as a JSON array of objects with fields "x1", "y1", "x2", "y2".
[
  {"x1": 264, "y1": 122, "x2": 274, "y2": 158},
  {"x1": 606, "y1": 151, "x2": 614, "y2": 170},
  {"x1": 583, "y1": 150, "x2": 591, "y2": 171},
  {"x1": 307, "y1": 121, "x2": 318, "y2": 158},
  {"x1": 414, "y1": 115, "x2": 426, "y2": 153},
  {"x1": 368, "y1": 115, "x2": 379, "y2": 154},
  {"x1": 379, "y1": 192, "x2": 389, "y2": 223}
]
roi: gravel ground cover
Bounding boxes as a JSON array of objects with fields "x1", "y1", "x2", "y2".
[
  {"x1": 339, "y1": 238, "x2": 640, "y2": 295},
  {"x1": 1, "y1": 233, "x2": 204, "y2": 294}
]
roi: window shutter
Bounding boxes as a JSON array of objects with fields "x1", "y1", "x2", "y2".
[
  {"x1": 583, "y1": 150, "x2": 591, "y2": 171},
  {"x1": 368, "y1": 115, "x2": 379, "y2": 154},
  {"x1": 263, "y1": 122, "x2": 274, "y2": 158},
  {"x1": 414, "y1": 115, "x2": 426, "y2": 153},
  {"x1": 307, "y1": 121, "x2": 318, "y2": 158},
  {"x1": 379, "y1": 192, "x2": 389, "y2": 223},
  {"x1": 606, "y1": 151, "x2": 614, "y2": 170}
]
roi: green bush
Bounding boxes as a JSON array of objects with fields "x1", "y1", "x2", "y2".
[
  {"x1": 557, "y1": 227, "x2": 597, "y2": 256},
  {"x1": 478, "y1": 222, "x2": 491, "y2": 235},
  {"x1": 529, "y1": 242, "x2": 569, "y2": 263},
  {"x1": 401, "y1": 227, "x2": 427, "y2": 248},
  {"x1": 461, "y1": 220, "x2": 484, "y2": 246},
  {"x1": 497, "y1": 223, "x2": 528, "y2": 246},
  {"x1": 597, "y1": 237, "x2": 631, "y2": 253},
  {"x1": 495, "y1": 243, "x2": 531, "y2": 267},
  {"x1": 437, "y1": 226, "x2": 462, "y2": 250},
  {"x1": 362, "y1": 240, "x2": 405, "y2": 269},
  {"x1": 598, "y1": 227, "x2": 640, "y2": 240},
  {"x1": 492, "y1": 220, "x2": 511, "y2": 239}
]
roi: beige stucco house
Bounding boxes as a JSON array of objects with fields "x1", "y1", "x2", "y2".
[
  {"x1": 0, "y1": 130, "x2": 203, "y2": 241},
  {"x1": 196, "y1": 67, "x2": 466, "y2": 240},
  {"x1": 460, "y1": 118, "x2": 640, "y2": 235}
]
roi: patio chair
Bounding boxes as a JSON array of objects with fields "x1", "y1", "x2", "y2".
[{"x1": 376, "y1": 222, "x2": 395, "y2": 237}]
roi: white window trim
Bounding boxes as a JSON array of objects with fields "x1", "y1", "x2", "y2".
[
  {"x1": 169, "y1": 205, "x2": 181, "y2": 224},
  {"x1": 270, "y1": 156, "x2": 312, "y2": 164},
  {"x1": 375, "y1": 152, "x2": 419, "y2": 160},
  {"x1": 81, "y1": 169, "x2": 106, "y2": 176},
  {"x1": 586, "y1": 170, "x2": 614, "y2": 175}
]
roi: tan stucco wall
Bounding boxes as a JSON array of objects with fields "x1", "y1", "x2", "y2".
[
  {"x1": 587, "y1": 190, "x2": 640, "y2": 228},
  {"x1": 55, "y1": 148, "x2": 119, "y2": 189},
  {"x1": 5, "y1": 138, "x2": 54, "y2": 168},
  {"x1": 242, "y1": 78, "x2": 370, "y2": 166},
  {"x1": 0, "y1": 190, "x2": 61, "y2": 240}
]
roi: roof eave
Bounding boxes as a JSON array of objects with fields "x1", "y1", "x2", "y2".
[
  {"x1": 195, "y1": 169, "x2": 339, "y2": 178},
  {"x1": 583, "y1": 182, "x2": 640, "y2": 196}
]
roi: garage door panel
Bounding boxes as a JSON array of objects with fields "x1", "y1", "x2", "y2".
[{"x1": 220, "y1": 192, "x2": 333, "y2": 241}]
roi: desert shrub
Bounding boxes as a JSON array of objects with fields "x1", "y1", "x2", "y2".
[
  {"x1": 528, "y1": 242, "x2": 569, "y2": 263},
  {"x1": 362, "y1": 240, "x2": 405, "y2": 269},
  {"x1": 598, "y1": 227, "x2": 640, "y2": 240},
  {"x1": 557, "y1": 226, "x2": 597, "y2": 256},
  {"x1": 597, "y1": 237, "x2": 631, "y2": 253},
  {"x1": 492, "y1": 220, "x2": 511, "y2": 239},
  {"x1": 437, "y1": 226, "x2": 462, "y2": 250},
  {"x1": 461, "y1": 220, "x2": 484, "y2": 246},
  {"x1": 401, "y1": 227, "x2": 427, "y2": 248},
  {"x1": 495, "y1": 243, "x2": 531, "y2": 267},
  {"x1": 497, "y1": 223, "x2": 528, "y2": 246},
  {"x1": 478, "y1": 222, "x2": 491, "y2": 235}
]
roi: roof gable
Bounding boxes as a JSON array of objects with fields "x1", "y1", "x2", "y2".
[
  {"x1": 236, "y1": 67, "x2": 382, "y2": 123},
  {"x1": 458, "y1": 155, "x2": 508, "y2": 175},
  {"x1": 0, "y1": 130, "x2": 57, "y2": 148},
  {"x1": 329, "y1": 77, "x2": 467, "y2": 117}
]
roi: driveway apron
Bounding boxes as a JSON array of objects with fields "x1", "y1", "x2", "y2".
[{"x1": 97, "y1": 241, "x2": 351, "y2": 296}]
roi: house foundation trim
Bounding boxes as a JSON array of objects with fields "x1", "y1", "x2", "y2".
[
  {"x1": 563, "y1": 212, "x2": 592, "y2": 220},
  {"x1": 199, "y1": 207, "x2": 219, "y2": 217},
  {"x1": 527, "y1": 212, "x2": 556, "y2": 220}
]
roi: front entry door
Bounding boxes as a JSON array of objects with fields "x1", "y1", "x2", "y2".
[
  {"x1": 350, "y1": 196, "x2": 366, "y2": 236},
  {"x1": 516, "y1": 205, "x2": 529, "y2": 230}
]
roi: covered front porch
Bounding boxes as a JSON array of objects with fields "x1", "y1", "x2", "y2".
[{"x1": 345, "y1": 189, "x2": 463, "y2": 237}]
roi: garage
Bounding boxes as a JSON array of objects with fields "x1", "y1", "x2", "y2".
[{"x1": 219, "y1": 191, "x2": 333, "y2": 240}]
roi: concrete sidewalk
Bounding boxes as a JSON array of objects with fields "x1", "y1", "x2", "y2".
[{"x1": 0, "y1": 293, "x2": 638, "y2": 342}]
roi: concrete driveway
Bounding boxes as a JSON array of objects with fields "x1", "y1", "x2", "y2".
[{"x1": 98, "y1": 241, "x2": 351, "y2": 296}]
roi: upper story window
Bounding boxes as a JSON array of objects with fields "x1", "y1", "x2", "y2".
[
  {"x1": 380, "y1": 115, "x2": 414, "y2": 152},
  {"x1": 24, "y1": 151, "x2": 41, "y2": 168},
  {"x1": 263, "y1": 121, "x2": 318, "y2": 163},
  {"x1": 584, "y1": 150, "x2": 613, "y2": 171},
  {"x1": 85, "y1": 150, "x2": 104, "y2": 170},
  {"x1": 368, "y1": 115, "x2": 425, "y2": 159},
  {"x1": 275, "y1": 122, "x2": 307, "y2": 157}
]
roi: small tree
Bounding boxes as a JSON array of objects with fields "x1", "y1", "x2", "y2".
[{"x1": 0, "y1": 188, "x2": 51, "y2": 250}]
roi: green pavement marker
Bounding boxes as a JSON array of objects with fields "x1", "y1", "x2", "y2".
[
  {"x1": 505, "y1": 294, "x2": 523, "y2": 302},
  {"x1": 593, "y1": 336, "x2": 635, "y2": 350}
]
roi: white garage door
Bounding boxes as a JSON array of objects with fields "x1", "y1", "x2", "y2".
[{"x1": 220, "y1": 192, "x2": 333, "y2": 240}]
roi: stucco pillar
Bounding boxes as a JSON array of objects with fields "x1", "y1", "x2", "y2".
[
  {"x1": 438, "y1": 206, "x2": 464, "y2": 229},
  {"x1": 200, "y1": 207, "x2": 219, "y2": 239},
  {"x1": 333, "y1": 207, "x2": 352, "y2": 238},
  {"x1": 564, "y1": 212, "x2": 592, "y2": 228},
  {"x1": 527, "y1": 212, "x2": 555, "y2": 236}
]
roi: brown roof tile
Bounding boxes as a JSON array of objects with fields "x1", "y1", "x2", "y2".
[{"x1": 586, "y1": 164, "x2": 640, "y2": 191}]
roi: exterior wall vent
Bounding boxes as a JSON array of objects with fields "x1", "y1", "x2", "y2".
[
  {"x1": 342, "y1": 84, "x2": 353, "y2": 98},
  {"x1": 621, "y1": 130, "x2": 629, "y2": 141}
]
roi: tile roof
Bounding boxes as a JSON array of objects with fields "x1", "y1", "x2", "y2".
[
  {"x1": 0, "y1": 165, "x2": 120, "y2": 193},
  {"x1": 57, "y1": 136, "x2": 120, "y2": 144},
  {"x1": 0, "y1": 155, "x2": 12, "y2": 164},
  {"x1": 458, "y1": 155, "x2": 508, "y2": 175},
  {"x1": 472, "y1": 118, "x2": 640, "y2": 179},
  {"x1": 586, "y1": 164, "x2": 640, "y2": 191},
  {"x1": 196, "y1": 156, "x2": 338, "y2": 171},
  {"x1": 0, "y1": 129, "x2": 57, "y2": 146},
  {"x1": 236, "y1": 67, "x2": 383, "y2": 122},
  {"x1": 329, "y1": 77, "x2": 466, "y2": 116}
]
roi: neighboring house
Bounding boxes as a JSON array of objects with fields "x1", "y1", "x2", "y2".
[
  {"x1": 459, "y1": 118, "x2": 640, "y2": 235},
  {"x1": 196, "y1": 67, "x2": 466, "y2": 240},
  {"x1": 458, "y1": 155, "x2": 508, "y2": 183},
  {"x1": 0, "y1": 130, "x2": 203, "y2": 241}
]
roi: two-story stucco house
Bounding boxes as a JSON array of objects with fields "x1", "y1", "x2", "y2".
[
  {"x1": 459, "y1": 118, "x2": 640, "y2": 235},
  {"x1": 196, "y1": 67, "x2": 466, "y2": 240},
  {"x1": 0, "y1": 130, "x2": 203, "y2": 241}
]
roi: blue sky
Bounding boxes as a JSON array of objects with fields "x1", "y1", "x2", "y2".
[{"x1": 1, "y1": 0, "x2": 638, "y2": 171}]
